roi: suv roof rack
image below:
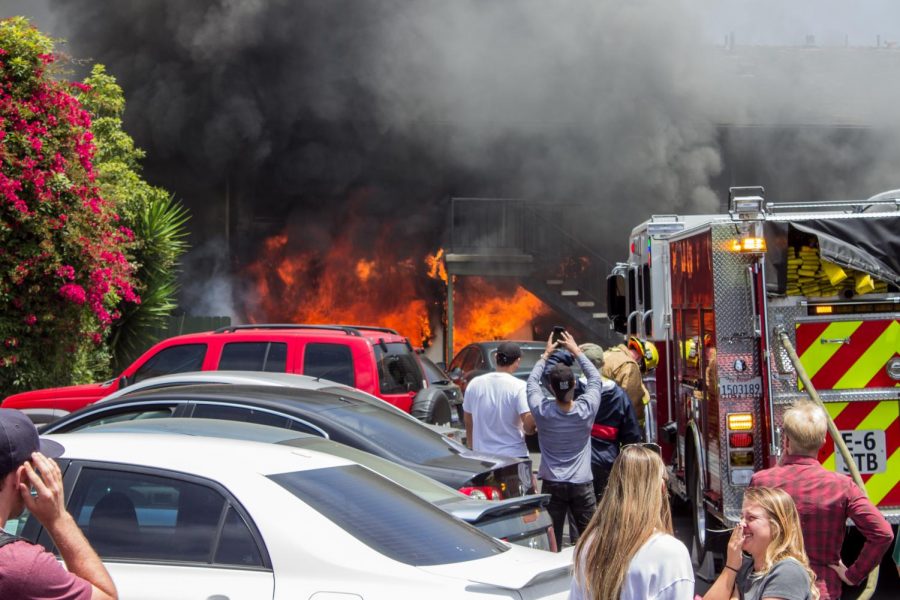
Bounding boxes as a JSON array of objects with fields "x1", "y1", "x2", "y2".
[{"x1": 213, "y1": 324, "x2": 401, "y2": 337}]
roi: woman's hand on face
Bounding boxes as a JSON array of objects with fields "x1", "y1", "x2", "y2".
[{"x1": 725, "y1": 525, "x2": 745, "y2": 569}]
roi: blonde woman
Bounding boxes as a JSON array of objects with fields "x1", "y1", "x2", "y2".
[
  {"x1": 570, "y1": 445, "x2": 694, "y2": 600},
  {"x1": 704, "y1": 487, "x2": 819, "y2": 600}
]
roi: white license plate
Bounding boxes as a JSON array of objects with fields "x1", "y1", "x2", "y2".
[
  {"x1": 718, "y1": 377, "x2": 762, "y2": 399},
  {"x1": 834, "y1": 429, "x2": 886, "y2": 475}
]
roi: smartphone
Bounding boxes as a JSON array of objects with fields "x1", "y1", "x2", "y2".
[{"x1": 551, "y1": 326, "x2": 566, "y2": 344}]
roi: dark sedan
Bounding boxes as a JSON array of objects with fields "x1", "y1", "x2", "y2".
[
  {"x1": 42, "y1": 382, "x2": 535, "y2": 499},
  {"x1": 447, "y1": 340, "x2": 547, "y2": 393}
]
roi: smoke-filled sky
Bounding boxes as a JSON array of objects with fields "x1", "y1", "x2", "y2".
[{"x1": 3, "y1": 0, "x2": 900, "y2": 321}]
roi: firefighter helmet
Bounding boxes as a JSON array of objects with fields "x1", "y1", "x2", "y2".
[
  {"x1": 628, "y1": 337, "x2": 658, "y2": 372},
  {"x1": 682, "y1": 337, "x2": 699, "y2": 368}
]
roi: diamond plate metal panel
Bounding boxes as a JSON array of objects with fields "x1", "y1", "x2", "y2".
[{"x1": 710, "y1": 225, "x2": 767, "y2": 524}]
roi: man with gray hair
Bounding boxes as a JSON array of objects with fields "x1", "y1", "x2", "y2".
[
  {"x1": 750, "y1": 400, "x2": 893, "y2": 600},
  {"x1": 579, "y1": 343, "x2": 642, "y2": 500}
]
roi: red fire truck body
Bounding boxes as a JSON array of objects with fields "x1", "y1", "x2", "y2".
[{"x1": 607, "y1": 187, "x2": 900, "y2": 561}]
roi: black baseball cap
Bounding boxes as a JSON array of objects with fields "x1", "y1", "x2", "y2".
[
  {"x1": 0, "y1": 409, "x2": 64, "y2": 477},
  {"x1": 548, "y1": 364, "x2": 576, "y2": 403},
  {"x1": 495, "y1": 342, "x2": 522, "y2": 365}
]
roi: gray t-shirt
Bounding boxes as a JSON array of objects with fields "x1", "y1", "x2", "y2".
[
  {"x1": 737, "y1": 556, "x2": 812, "y2": 600},
  {"x1": 525, "y1": 353, "x2": 602, "y2": 484}
]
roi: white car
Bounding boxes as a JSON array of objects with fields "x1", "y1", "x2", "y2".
[{"x1": 18, "y1": 433, "x2": 572, "y2": 599}]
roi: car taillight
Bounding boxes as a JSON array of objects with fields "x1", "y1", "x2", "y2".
[
  {"x1": 730, "y1": 432, "x2": 753, "y2": 447},
  {"x1": 459, "y1": 486, "x2": 503, "y2": 500}
]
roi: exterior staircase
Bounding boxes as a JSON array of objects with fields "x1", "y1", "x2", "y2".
[{"x1": 445, "y1": 197, "x2": 618, "y2": 345}]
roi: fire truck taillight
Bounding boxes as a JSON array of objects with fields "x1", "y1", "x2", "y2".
[
  {"x1": 728, "y1": 237, "x2": 766, "y2": 253},
  {"x1": 729, "y1": 432, "x2": 753, "y2": 447},
  {"x1": 727, "y1": 413, "x2": 754, "y2": 431},
  {"x1": 730, "y1": 452, "x2": 755, "y2": 467}
]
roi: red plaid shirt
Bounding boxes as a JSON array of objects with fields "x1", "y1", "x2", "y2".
[{"x1": 750, "y1": 455, "x2": 894, "y2": 600}]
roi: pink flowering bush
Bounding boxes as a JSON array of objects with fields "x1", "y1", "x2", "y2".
[{"x1": 0, "y1": 18, "x2": 139, "y2": 392}]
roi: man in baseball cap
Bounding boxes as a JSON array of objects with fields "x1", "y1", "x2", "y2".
[
  {"x1": 526, "y1": 331, "x2": 604, "y2": 550},
  {"x1": 0, "y1": 408, "x2": 117, "y2": 599},
  {"x1": 463, "y1": 341, "x2": 536, "y2": 458}
]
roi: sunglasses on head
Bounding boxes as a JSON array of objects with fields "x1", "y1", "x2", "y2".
[{"x1": 622, "y1": 442, "x2": 662, "y2": 455}]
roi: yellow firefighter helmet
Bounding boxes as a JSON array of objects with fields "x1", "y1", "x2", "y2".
[
  {"x1": 628, "y1": 336, "x2": 659, "y2": 372},
  {"x1": 681, "y1": 337, "x2": 699, "y2": 368}
]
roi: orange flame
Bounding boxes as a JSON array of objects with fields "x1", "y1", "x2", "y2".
[
  {"x1": 247, "y1": 240, "x2": 548, "y2": 355},
  {"x1": 425, "y1": 249, "x2": 548, "y2": 354},
  {"x1": 450, "y1": 277, "x2": 546, "y2": 352}
]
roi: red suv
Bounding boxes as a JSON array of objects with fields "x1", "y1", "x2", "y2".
[{"x1": 3, "y1": 324, "x2": 453, "y2": 426}]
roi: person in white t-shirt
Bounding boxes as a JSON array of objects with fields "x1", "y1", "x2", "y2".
[
  {"x1": 570, "y1": 444, "x2": 694, "y2": 600},
  {"x1": 462, "y1": 342, "x2": 536, "y2": 457}
]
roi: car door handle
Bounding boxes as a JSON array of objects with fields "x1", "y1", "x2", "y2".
[{"x1": 206, "y1": 596, "x2": 229, "y2": 600}]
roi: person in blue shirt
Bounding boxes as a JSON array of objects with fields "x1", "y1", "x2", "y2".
[{"x1": 526, "y1": 331, "x2": 602, "y2": 550}]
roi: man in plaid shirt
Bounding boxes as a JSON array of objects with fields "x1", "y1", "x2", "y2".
[{"x1": 750, "y1": 401, "x2": 893, "y2": 600}]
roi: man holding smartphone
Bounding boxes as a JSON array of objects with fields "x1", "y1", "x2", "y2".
[
  {"x1": 0, "y1": 408, "x2": 117, "y2": 600},
  {"x1": 526, "y1": 331, "x2": 603, "y2": 549}
]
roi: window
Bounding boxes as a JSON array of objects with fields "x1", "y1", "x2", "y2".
[
  {"x1": 61, "y1": 467, "x2": 265, "y2": 567},
  {"x1": 219, "y1": 342, "x2": 287, "y2": 372},
  {"x1": 56, "y1": 406, "x2": 177, "y2": 433},
  {"x1": 191, "y1": 403, "x2": 292, "y2": 429},
  {"x1": 132, "y1": 344, "x2": 206, "y2": 384},
  {"x1": 375, "y1": 343, "x2": 423, "y2": 395},
  {"x1": 303, "y1": 343, "x2": 354, "y2": 387},
  {"x1": 318, "y1": 400, "x2": 459, "y2": 462},
  {"x1": 270, "y1": 465, "x2": 506, "y2": 566}
]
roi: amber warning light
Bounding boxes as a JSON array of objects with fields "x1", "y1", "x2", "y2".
[
  {"x1": 727, "y1": 412, "x2": 754, "y2": 431},
  {"x1": 728, "y1": 237, "x2": 766, "y2": 253}
]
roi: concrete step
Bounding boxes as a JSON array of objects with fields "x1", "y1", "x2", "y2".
[
  {"x1": 561, "y1": 290, "x2": 579, "y2": 297},
  {"x1": 576, "y1": 300, "x2": 595, "y2": 307}
]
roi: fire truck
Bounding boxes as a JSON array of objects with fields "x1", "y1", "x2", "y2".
[{"x1": 606, "y1": 186, "x2": 900, "y2": 564}]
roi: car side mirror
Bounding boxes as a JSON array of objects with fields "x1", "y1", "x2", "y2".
[{"x1": 119, "y1": 375, "x2": 130, "y2": 389}]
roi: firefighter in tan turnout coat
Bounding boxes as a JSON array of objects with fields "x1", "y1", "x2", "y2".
[{"x1": 601, "y1": 336, "x2": 657, "y2": 424}]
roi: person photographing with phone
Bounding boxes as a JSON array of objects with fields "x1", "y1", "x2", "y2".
[
  {"x1": 526, "y1": 329, "x2": 603, "y2": 549},
  {"x1": 0, "y1": 408, "x2": 117, "y2": 600}
]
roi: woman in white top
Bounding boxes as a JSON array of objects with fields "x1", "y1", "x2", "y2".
[{"x1": 570, "y1": 444, "x2": 694, "y2": 600}]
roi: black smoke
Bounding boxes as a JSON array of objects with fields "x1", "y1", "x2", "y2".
[{"x1": 35, "y1": 0, "x2": 900, "y2": 319}]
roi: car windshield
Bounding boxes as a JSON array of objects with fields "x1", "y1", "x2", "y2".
[
  {"x1": 320, "y1": 401, "x2": 466, "y2": 461},
  {"x1": 490, "y1": 346, "x2": 545, "y2": 371},
  {"x1": 374, "y1": 342, "x2": 424, "y2": 395},
  {"x1": 418, "y1": 356, "x2": 449, "y2": 385},
  {"x1": 270, "y1": 465, "x2": 507, "y2": 566}
]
